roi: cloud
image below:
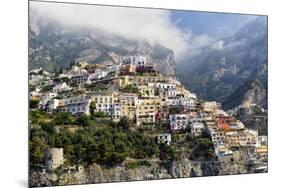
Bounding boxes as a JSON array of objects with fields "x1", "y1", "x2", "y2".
[
  {"x1": 30, "y1": 1, "x2": 193, "y2": 62},
  {"x1": 30, "y1": 1, "x2": 228, "y2": 63}
]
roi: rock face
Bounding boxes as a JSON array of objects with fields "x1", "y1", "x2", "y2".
[
  {"x1": 176, "y1": 17, "x2": 267, "y2": 109},
  {"x1": 30, "y1": 158, "x2": 253, "y2": 187},
  {"x1": 222, "y1": 78, "x2": 267, "y2": 110},
  {"x1": 29, "y1": 10, "x2": 176, "y2": 76}
]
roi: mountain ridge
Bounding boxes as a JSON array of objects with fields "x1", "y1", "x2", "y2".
[{"x1": 176, "y1": 17, "x2": 267, "y2": 109}]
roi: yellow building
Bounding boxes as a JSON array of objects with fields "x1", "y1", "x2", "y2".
[
  {"x1": 128, "y1": 75, "x2": 171, "y2": 85},
  {"x1": 90, "y1": 92, "x2": 121, "y2": 119},
  {"x1": 256, "y1": 145, "x2": 268, "y2": 159},
  {"x1": 120, "y1": 93, "x2": 138, "y2": 120},
  {"x1": 225, "y1": 130, "x2": 258, "y2": 147},
  {"x1": 119, "y1": 76, "x2": 130, "y2": 86},
  {"x1": 138, "y1": 85, "x2": 155, "y2": 97},
  {"x1": 136, "y1": 97, "x2": 164, "y2": 126}
]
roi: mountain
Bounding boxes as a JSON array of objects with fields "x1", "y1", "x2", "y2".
[
  {"x1": 176, "y1": 17, "x2": 267, "y2": 109},
  {"x1": 222, "y1": 78, "x2": 267, "y2": 109},
  {"x1": 29, "y1": 11, "x2": 176, "y2": 76}
]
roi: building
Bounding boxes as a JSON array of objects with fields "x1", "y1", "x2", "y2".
[
  {"x1": 229, "y1": 120, "x2": 245, "y2": 130},
  {"x1": 136, "y1": 65, "x2": 156, "y2": 74},
  {"x1": 216, "y1": 113, "x2": 233, "y2": 131},
  {"x1": 136, "y1": 97, "x2": 163, "y2": 126},
  {"x1": 138, "y1": 85, "x2": 155, "y2": 97},
  {"x1": 128, "y1": 75, "x2": 170, "y2": 85},
  {"x1": 92, "y1": 93, "x2": 122, "y2": 120},
  {"x1": 256, "y1": 145, "x2": 268, "y2": 160},
  {"x1": 164, "y1": 97, "x2": 196, "y2": 108},
  {"x1": 120, "y1": 93, "x2": 138, "y2": 120},
  {"x1": 111, "y1": 103, "x2": 122, "y2": 120},
  {"x1": 63, "y1": 95, "x2": 92, "y2": 115},
  {"x1": 202, "y1": 101, "x2": 221, "y2": 113},
  {"x1": 157, "y1": 134, "x2": 171, "y2": 145},
  {"x1": 225, "y1": 130, "x2": 258, "y2": 147},
  {"x1": 44, "y1": 148, "x2": 64, "y2": 170},
  {"x1": 106, "y1": 64, "x2": 121, "y2": 74},
  {"x1": 155, "y1": 83, "x2": 177, "y2": 98},
  {"x1": 120, "y1": 64, "x2": 136, "y2": 75},
  {"x1": 191, "y1": 122, "x2": 205, "y2": 136},
  {"x1": 169, "y1": 114, "x2": 189, "y2": 132},
  {"x1": 88, "y1": 69, "x2": 108, "y2": 81},
  {"x1": 70, "y1": 74, "x2": 88, "y2": 85},
  {"x1": 209, "y1": 127, "x2": 226, "y2": 145},
  {"x1": 122, "y1": 55, "x2": 147, "y2": 67},
  {"x1": 257, "y1": 136, "x2": 268, "y2": 146},
  {"x1": 77, "y1": 61, "x2": 89, "y2": 68},
  {"x1": 215, "y1": 145, "x2": 233, "y2": 158},
  {"x1": 29, "y1": 74, "x2": 45, "y2": 85},
  {"x1": 52, "y1": 82, "x2": 71, "y2": 94},
  {"x1": 45, "y1": 99, "x2": 62, "y2": 113}
]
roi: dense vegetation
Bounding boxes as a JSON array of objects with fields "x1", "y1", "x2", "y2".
[
  {"x1": 30, "y1": 111, "x2": 215, "y2": 169},
  {"x1": 30, "y1": 112, "x2": 157, "y2": 167}
]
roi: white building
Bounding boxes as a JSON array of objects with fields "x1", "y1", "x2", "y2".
[
  {"x1": 154, "y1": 83, "x2": 177, "y2": 98},
  {"x1": 111, "y1": 103, "x2": 122, "y2": 120},
  {"x1": 191, "y1": 122, "x2": 205, "y2": 136},
  {"x1": 215, "y1": 145, "x2": 233, "y2": 158},
  {"x1": 257, "y1": 136, "x2": 268, "y2": 146},
  {"x1": 64, "y1": 95, "x2": 92, "y2": 115},
  {"x1": 44, "y1": 148, "x2": 64, "y2": 170},
  {"x1": 29, "y1": 74, "x2": 44, "y2": 85},
  {"x1": 209, "y1": 127, "x2": 226, "y2": 146},
  {"x1": 39, "y1": 93, "x2": 58, "y2": 111},
  {"x1": 155, "y1": 83, "x2": 176, "y2": 90},
  {"x1": 106, "y1": 64, "x2": 121, "y2": 74},
  {"x1": 169, "y1": 114, "x2": 189, "y2": 131},
  {"x1": 53, "y1": 82, "x2": 71, "y2": 94},
  {"x1": 70, "y1": 74, "x2": 88, "y2": 85},
  {"x1": 164, "y1": 97, "x2": 196, "y2": 107},
  {"x1": 88, "y1": 69, "x2": 108, "y2": 81},
  {"x1": 46, "y1": 99, "x2": 61, "y2": 113},
  {"x1": 92, "y1": 94, "x2": 122, "y2": 119},
  {"x1": 229, "y1": 120, "x2": 245, "y2": 130},
  {"x1": 122, "y1": 55, "x2": 147, "y2": 67},
  {"x1": 202, "y1": 101, "x2": 221, "y2": 112},
  {"x1": 157, "y1": 133, "x2": 171, "y2": 145}
]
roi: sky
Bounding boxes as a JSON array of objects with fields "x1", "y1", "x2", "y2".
[
  {"x1": 29, "y1": 1, "x2": 261, "y2": 62},
  {"x1": 171, "y1": 11, "x2": 258, "y2": 38}
]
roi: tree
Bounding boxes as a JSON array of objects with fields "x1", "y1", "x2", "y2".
[
  {"x1": 59, "y1": 67, "x2": 63, "y2": 74},
  {"x1": 76, "y1": 114, "x2": 91, "y2": 127},
  {"x1": 69, "y1": 60, "x2": 75, "y2": 69},
  {"x1": 90, "y1": 101, "x2": 96, "y2": 116},
  {"x1": 116, "y1": 117, "x2": 131, "y2": 131},
  {"x1": 30, "y1": 136, "x2": 46, "y2": 164},
  {"x1": 190, "y1": 138, "x2": 215, "y2": 160},
  {"x1": 30, "y1": 99, "x2": 40, "y2": 109},
  {"x1": 41, "y1": 122, "x2": 55, "y2": 134},
  {"x1": 53, "y1": 112, "x2": 72, "y2": 125}
]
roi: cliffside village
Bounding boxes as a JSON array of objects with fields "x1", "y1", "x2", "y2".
[{"x1": 29, "y1": 55, "x2": 267, "y2": 172}]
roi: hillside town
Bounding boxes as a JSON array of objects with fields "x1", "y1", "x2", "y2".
[{"x1": 29, "y1": 55, "x2": 267, "y2": 185}]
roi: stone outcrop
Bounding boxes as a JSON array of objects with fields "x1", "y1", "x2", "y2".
[{"x1": 30, "y1": 157, "x2": 253, "y2": 187}]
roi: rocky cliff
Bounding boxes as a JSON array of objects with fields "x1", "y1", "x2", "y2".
[
  {"x1": 30, "y1": 157, "x2": 252, "y2": 187},
  {"x1": 29, "y1": 10, "x2": 176, "y2": 76},
  {"x1": 176, "y1": 17, "x2": 267, "y2": 109}
]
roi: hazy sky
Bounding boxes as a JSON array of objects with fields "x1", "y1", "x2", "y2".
[
  {"x1": 171, "y1": 11, "x2": 258, "y2": 38},
  {"x1": 29, "y1": 1, "x2": 262, "y2": 61}
]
